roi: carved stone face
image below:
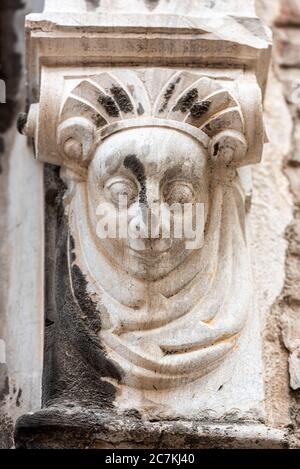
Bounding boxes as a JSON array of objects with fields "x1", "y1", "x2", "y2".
[{"x1": 87, "y1": 127, "x2": 210, "y2": 280}]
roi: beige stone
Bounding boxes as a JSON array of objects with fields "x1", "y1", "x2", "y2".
[
  {"x1": 19, "y1": 0, "x2": 276, "y2": 431},
  {"x1": 276, "y1": 0, "x2": 300, "y2": 26}
]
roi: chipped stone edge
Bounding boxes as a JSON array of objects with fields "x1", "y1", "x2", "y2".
[{"x1": 15, "y1": 407, "x2": 289, "y2": 449}]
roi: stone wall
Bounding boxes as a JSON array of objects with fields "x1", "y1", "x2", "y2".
[
  {"x1": 273, "y1": 0, "x2": 300, "y2": 448},
  {"x1": 253, "y1": 0, "x2": 300, "y2": 448}
]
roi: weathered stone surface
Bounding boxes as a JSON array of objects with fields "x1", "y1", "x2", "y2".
[
  {"x1": 275, "y1": 27, "x2": 300, "y2": 67},
  {"x1": 16, "y1": 0, "x2": 273, "y2": 432},
  {"x1": 249, "y1": 65, "x2": 293, "y2": 429},
  {"x1": 272, "y1": 0, "x2": 300, "y2": 445},
  {"x1": 276, "y1": 0, "x2": 300, "y2": 26},
  {"x1": 10, "y1": 2, "x2": 278, "y2": 454},
  {"x1": 15, "y1": 407, "x2": 289, "y2": 449},
  {"x1": 3, "y1": 0, "x2": 300, "y2": 451}
]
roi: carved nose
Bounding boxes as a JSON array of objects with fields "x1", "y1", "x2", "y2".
[
  {"x1": 131, "y1": 206, "x2": 159, "y2": 239},
  {"x1": 130, "y1": 205, "x2": 170, "y2": 244}
]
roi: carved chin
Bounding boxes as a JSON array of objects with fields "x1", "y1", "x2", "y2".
[{"x1": 125, "y1": 246, "x2": 194, "y2": 280}]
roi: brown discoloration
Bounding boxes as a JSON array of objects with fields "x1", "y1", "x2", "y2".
[
  {"x1": 159, "y1": 77, "x2": 181, "y2": 113},
  {"x1": 98, "y1": 92, "x2": 120, "y2": 117},
  {"x1": 124, "y1": 154, "x2": 147, "y2": 206},
  {"x1": 110, "y1": 86, "x2": 133, "y2": 114},
  {"x1": 173, "y1": 89, "x2": 198, "y2": 114}
]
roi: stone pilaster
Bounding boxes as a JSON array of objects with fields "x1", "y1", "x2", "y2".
[{"x1": 14, "y1": 0, "x2": 286, "y2": 449}]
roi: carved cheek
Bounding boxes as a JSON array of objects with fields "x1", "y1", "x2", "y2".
[{"x1": 87, "y1": 175, "x2": 104, "y2": 217}]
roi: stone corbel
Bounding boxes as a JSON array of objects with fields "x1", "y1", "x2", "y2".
[{"x1": 15, "y1": 0, "x2": 289, "y2": 450}]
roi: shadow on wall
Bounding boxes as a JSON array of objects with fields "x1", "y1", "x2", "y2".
[{"x1": 0, "y1": 0, "x2": 45, "y2": 449}]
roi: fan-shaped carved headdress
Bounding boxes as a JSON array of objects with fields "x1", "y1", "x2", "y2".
[{"x1": 57, "y1": 71, "x2": 248, "y2": 172}]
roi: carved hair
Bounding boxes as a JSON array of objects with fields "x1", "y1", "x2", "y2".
[{"x1": 57, "y1": 71, "x2": 248, "y2": 173}]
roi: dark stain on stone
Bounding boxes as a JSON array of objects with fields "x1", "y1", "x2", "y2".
[
  {"x1": 110, "y1": 86, "x2": 133, "y2": 114},
  {"x1": 0, "y1": 137, "x2": 4, "y2": 154},
  {"x1": 124, "y1": 154, "x2": 147, "y2": 206},
  {"x1": 16, "y1": 388, "x2": 22, "y2": 407},
  {"x1": 45, "y1": 318, "x2": 55, "y2": 327},
  {"x1": 190, "y1": 100, "x2": 211, "y2": 119},
  {"x1": 173, "y1": 88, "x2": 198, "y2": 114},
  {"x1": 98, "y1": 92, "x2": 120, "y2": 117},
  {"x1": 93, "y1": 113, "x2": 106, "y2": 128},
  {"x1": 43, "y1": 165, "x2": 123, "y2": 409},
  {"x1": 145, "y1": 0, "x2": 160, "y2": 11},
  {"x1": 71, "y1": 263, "x2": 102, "y2": 335},
  {"x1": 0, "y1": 1, "x2": 23, "y2": 135},
  {"x1": 213, "y1": 142, "x2": 220, "y2": 157},
  {"x1": 85, "y1": 0, "x2": 100, "y2": 10},
  {"x1": 69, "y1": 260, "x2": 123, "y2": 386},
  {"x1": 137, "y1": 103, "x2": 145, "y2": 116},
  {"x1": 0, "y1": 413, "x2": 14, "y2": 449},
  {"x1": 159, "y1": 77, "x2": 181, "y2": 113},
  {"x1": 69, "y1": 235, "x2": 76, "y2": 264},
  {"x1": 17, "y1": 112, "x2": 28, "y2": 134},
  {"x1": 0, "y1": 2, "x2": 25, "y2": 176},
  {"x1": 0, "y1": 376, "x2": 9, "y2": 401}
]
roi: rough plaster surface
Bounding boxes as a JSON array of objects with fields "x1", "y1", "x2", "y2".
[
  {"x1": 274, "y1": 4, "x2": 300, "y2": 447},
  {"x1": 250, "y1": 67, "x2": 293, "y2": 429},
  {"x1": 253, "y1": 0, "x2": 300, "y2": 447}
]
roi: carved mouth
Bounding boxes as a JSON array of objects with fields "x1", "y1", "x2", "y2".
[{"x1": 128, "y1": 246, "x2": 172, "y2": 262}]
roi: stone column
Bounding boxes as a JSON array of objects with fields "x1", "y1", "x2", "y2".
[{"x1": 14, "y1": 0, "x2": 288, "y2": 448}]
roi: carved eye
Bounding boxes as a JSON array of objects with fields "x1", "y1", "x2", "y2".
[
  {"x1": 163, "y1": 181, "x2": 195, "y2": 205},
  {"x1": 105, "y1": 177, "x2": 138, "y2": 207}
]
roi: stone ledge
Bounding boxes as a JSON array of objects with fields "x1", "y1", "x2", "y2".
[{"x1": 15, "y1": 407, "x2": 289, "y2": 449}]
